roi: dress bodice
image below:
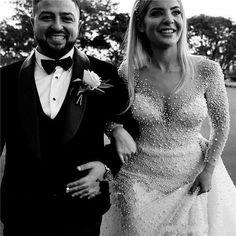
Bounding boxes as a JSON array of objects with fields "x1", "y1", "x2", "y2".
[
  {"x1": 123, "y1": 58, "x2": 230, "y2": 165},
  {"x1": 132, "y1": 71, "x2": 208, "y2": 149}
]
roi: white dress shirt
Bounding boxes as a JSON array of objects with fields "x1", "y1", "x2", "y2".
[{"x1": 34, "y1": 48, "x2": 74, "y2": 119}]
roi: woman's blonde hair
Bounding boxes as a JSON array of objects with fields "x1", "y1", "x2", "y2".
[{"x1": 123, "y1": 0, "x2": 194, "y2": 107}]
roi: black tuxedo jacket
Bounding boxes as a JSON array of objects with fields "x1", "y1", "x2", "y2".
[{"x1": 0, "y1": 47, "x2": 128, "y2": 226}]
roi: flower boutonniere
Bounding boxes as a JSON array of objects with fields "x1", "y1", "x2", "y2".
[{"x1": 70, "y1": 70, "x2": 114, "y2": 105}]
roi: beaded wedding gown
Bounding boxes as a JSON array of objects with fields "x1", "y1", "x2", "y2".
[{"x1": 100, "y1": 58, "x2": 236, "y2": 236}]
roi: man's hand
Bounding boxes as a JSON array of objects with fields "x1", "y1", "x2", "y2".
[
  {"x1": 66, "y1": 161, "x2": 106, "y2": 199},
  {"x1": 112, "y1": 126, "x2": 137, "y2": 163}
]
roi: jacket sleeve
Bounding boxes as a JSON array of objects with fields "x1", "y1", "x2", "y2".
[{"x1": 0, "y1": 66, "x2": 6, "y2": 155}]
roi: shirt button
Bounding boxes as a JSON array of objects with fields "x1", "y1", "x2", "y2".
[
  {"x1": 55, "y1": 76, "x2": 58, "y2": 79},
  {"x1": 53, "y1": 98, "x2": 56, "y2": 101}
]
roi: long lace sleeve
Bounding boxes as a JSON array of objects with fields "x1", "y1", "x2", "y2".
[
  {"x1": 105, "y1": 61, "x2": 128, "y2": 139},
  {"x1": 203, "y1": 61, "x2": 230, "y2": 168}
]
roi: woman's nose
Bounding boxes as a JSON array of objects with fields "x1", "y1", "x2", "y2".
[{"x1": 163, "y1": 13, "x2": 174, "y2": 25}]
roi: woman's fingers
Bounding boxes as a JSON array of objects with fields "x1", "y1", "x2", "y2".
[
  {"x1": 189, "y1": 182, "x2": 211, "y2": 195},
  {"x1": 118, "y1": 152, "x2": 133, "y2": 163},
  {"x1": 189, "y1": 178, "x2": 200, "y2": 194},
  {"x1": 118, "y1": 153, "x2": 125, "y2": 163},
  {"x1": 189, "y1": 170, "x2": 213, "y2": 195},
  {"x1": 198, "y1": 186, "x2": 211, "y2": 195},
  {"x1": 113, "y1": 127, "x2": 137, "y2": 162}
]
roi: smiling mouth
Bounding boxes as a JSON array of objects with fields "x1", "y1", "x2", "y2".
[
  {"x1": 48, "y1": 34, "x2": 66, "y2": 42},
  {"x1": 158, "y1": 29, "x2": 176, "y2": 34}
]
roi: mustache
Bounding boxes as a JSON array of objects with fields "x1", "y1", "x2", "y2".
[{"x1": 46, "y1": 29, "x2": 68, "y2": 35}]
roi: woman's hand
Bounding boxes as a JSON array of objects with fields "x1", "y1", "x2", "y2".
[
  {"x1": 189, "y1": 169, "x2": 213, "y2": 195},
  {"x1": 112, "y1": 126, "x2": 137, "y2": 163}
]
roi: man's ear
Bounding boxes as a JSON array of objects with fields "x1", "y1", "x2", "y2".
[
  {"x1": 78, "y1": 20, "x2": 82, "y2": 32},
  {"x1": 77, "y1": 20, "x2": 82, "y2": 38}
]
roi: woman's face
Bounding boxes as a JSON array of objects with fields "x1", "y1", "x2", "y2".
[{"x1": 140, "y1": 0, "x2": 183, "y2": 50}]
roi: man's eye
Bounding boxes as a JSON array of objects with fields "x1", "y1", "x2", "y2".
[
  {"x1": 40, "y1": 15, "x2": 53, "y2": 21},
  {"x1": 62, "y1": 17, "x2": 73, "y2": 22}
]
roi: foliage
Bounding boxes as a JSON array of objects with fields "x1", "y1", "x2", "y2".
[
  {"x1": 0, "y1": 0, "x2": 129, "y2": 66},
  {"x1": 187, "y1": 15, "x2": 236, "y2": 73},
  {"x1": 77, "y1": 0, "x2": 129, "y2": 64},
  {"x1": 0, "y1": 0, "x2": 34, "y2": 65}
]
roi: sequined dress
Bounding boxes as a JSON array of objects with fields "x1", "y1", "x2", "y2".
[{"x1": 100, "y1": 58, "x2": 236, "y2": 236}]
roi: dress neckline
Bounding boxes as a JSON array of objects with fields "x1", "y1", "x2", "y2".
[{"x1": 135, "y1": 70, "x2": 193, "y2": 101}]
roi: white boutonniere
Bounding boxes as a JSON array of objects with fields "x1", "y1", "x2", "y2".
[{"x1": 70, "y1": 70, "x2": 113, "y2": 105}]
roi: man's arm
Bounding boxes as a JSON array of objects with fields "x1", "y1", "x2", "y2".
[{"x1": 0, "y1": 66, "x2": 6, "y2": 156}]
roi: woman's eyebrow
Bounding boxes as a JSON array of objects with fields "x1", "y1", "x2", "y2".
[{"x1": 150, "y1": 6, "x2": 180, "y2": 11}]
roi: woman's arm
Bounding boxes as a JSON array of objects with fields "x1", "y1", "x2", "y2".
[
  {"x1": 190, "y1": 61, "x2": 230, "y2": 195},
  {"x1": 203, "y1": 62, "x2": 230, "y2": 172}
]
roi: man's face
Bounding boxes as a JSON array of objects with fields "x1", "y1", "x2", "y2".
[{"x1": 32, "y1": 0, "x2": 80, "y2": 59}]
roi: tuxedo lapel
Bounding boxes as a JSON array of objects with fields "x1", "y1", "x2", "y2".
[
  {"x1": 62, "y1": 48, "x2": 90, "y2": 143},
  {"x1": 18, "y1": 52, "x2": 41, "y2": 159},
  {"x1": 18, "y1": 48, "x2": 91, "y2": 149}
]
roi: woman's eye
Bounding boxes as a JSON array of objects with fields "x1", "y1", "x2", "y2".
[
  {"x1": 172, "y1": 10, "x2": 181, "y2": 16},
  {"x1": 150, "y1": 10, "x2": 162, "y2": 17}
]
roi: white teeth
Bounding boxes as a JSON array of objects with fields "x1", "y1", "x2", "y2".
[
  {"x1": 160, "y1": 29, "x2": 175, "y2": 33},
  {"x1": 50, "y1": 35, "x2": 65, "y2": 40}
]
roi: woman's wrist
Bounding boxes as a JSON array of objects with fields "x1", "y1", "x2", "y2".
[
  {"x1": 203, "y1": 163, "x2": 215, "y2": 174},
  {"x1": 105, "y1": 122, "x2": 124, "y2": 139},
  {"x1": 112, "y1": 125, "x2": 125, "y2": 137}
]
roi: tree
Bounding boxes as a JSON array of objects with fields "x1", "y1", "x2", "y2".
[
  {"x1": 187, "y1": 15, "x2": 236, "y2": 73},
  {"x1": 77, "y1": 0, "x2": 129, "y2": 64},
  {"x1": 0, "y1": 0, "x2": 34, "y2": 65},
  {"x1": 0, "y1": 0, "x2": 129, "y2": 66},
  {"x1": 4, "y1": 2, "x2": 234, "y2": 71}
]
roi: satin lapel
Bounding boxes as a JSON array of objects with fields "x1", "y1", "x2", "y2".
[
  {"x1": 18, "y1": 52, "x2": 41, "y2": 159},
  {"x1": 62, "y1": 48, "x2": 90, "y2": 143}
]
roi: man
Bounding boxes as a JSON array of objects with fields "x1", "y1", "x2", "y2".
[{"x1": 0, "y1": 0, "x2": 127, "y2": 235}]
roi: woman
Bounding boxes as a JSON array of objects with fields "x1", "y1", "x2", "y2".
[{"x1": 101, "y1": 0, "x2": 236, "y2": 235}]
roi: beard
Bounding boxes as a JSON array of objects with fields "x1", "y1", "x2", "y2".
[{"x1": 35, "y1": 34, "x2": 77, "y2": 59}]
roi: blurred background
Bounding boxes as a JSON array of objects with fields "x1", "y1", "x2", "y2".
[{"x1": 0, "y1": 0, "x2": 236, "y2": 74}]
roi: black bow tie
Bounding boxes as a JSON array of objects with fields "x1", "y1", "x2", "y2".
[{"x1": 41, "y1": 57, "x2": 73, "y2": 74}]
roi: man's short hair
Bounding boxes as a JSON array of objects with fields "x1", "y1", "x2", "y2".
[{"x1": 32, "y1": 0, "x2": 80, "y2": 16}]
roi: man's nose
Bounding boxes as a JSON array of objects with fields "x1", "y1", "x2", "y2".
[{"x1": 51, "y1": 18, "x2": 64, "y2": 31}]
